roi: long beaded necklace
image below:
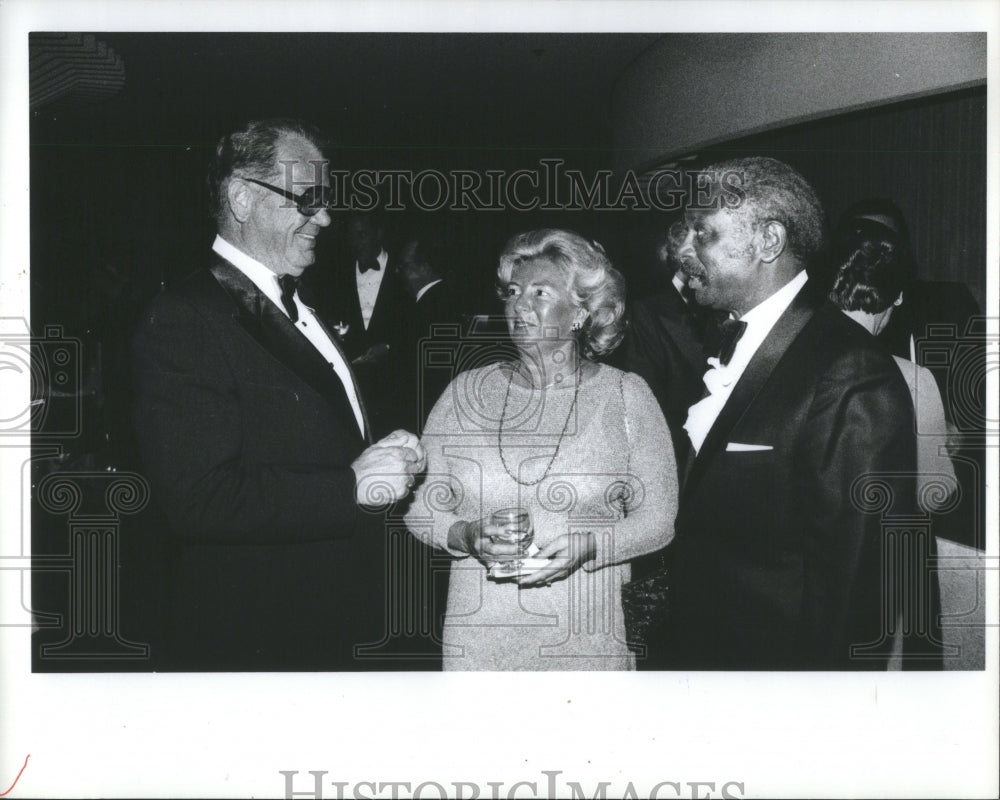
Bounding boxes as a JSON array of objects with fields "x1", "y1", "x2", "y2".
[{"x1": 497, "y1": 362, "x2": 581, "y2": 486}]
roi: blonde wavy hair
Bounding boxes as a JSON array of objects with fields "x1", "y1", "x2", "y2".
[{"x1": 497, "y1": 228, "x2": 627, "y2": 359}]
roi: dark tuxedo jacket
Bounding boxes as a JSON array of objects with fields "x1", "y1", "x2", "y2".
[
  {"x1": 312, "y1": 252, "x2": 414, "y2": 361},
  {"x1": 131, "y1": 256, "x2": 389, "y2": 671},
  {"x1": 617, "y1": 287, "x2": 713, "y2": 470},
  {"x1": 406, "y1": 280, "x2": 468, "y2": 430},
  {"x1": 660, "y1": 282, "x2": 921, "y2": 670}
]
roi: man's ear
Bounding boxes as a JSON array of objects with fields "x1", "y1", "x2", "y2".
[
  {"x1": 226, "y1": 178, "x2": 253, "y2": 223},
  {"x1": 757, "y1": 220, "x2": 787, "y2": 264},
  {"x1": 893, "y1": 291, "x2": 904, "y2": 307}
]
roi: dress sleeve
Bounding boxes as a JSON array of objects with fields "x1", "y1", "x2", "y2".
[
  {"x1": 403, "y1": 375, "x2": 471, "y2": 557},
  {"x1": 585, "y1": 371, "x2": 679, "y2": 570}
]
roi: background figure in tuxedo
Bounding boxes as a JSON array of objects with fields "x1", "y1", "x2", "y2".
[
  {"x1": 828, "y1": 218, "x2": 952, "y2": 668},
  {"x1": 131, "y1": 118, "x2": 426, "y2": 670},
  {"x1": 394, "y1": 236, "x2": 469, "y2": 431},
  {"x1": 389, "y1": 235, "x2": 468, "y2": 651},
  {"x1": 617, "y1": 217, "x2": 719, "y2": 471},
  {"x1": 657, "y1": 156, "x2": 918, "y2": 670},
  {"x1": 835, "y1": 197, "x2": 985, "y2": 551},
  {"x1": 612, "y1": 216, "x2": 716, "y2": 649},
  {"x1": 838, "y1": 197, "x2": 982, "y2": 408},
  {"x1": 829, "y1": 218, "x2": 958, "y2": 509},
  {"x1": 328, "y1": 210, "x2": 415, "y2": 439}
]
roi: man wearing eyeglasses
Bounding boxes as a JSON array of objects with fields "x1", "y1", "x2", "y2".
[{"x1": 131, "y1": 118, "x2": 426, "y2": 671}]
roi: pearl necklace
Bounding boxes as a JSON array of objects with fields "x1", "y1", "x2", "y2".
[{"x1": 497, "y1": 363, "x2": 581, "y2": 487}]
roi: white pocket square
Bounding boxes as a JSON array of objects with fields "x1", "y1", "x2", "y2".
[{"x1": 726, "y1": 442, "x2": 774, "y2": 452}]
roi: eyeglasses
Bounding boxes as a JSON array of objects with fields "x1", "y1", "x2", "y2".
[{"x1": 243, "y1": 177, "x2": 332, "y2": 217}]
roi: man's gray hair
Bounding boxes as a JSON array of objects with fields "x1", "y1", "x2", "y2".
[
  {"x1": 703, "y1": 156, "x2": 826, "y2": 264},
  {"x1": 207, "y1": 117, "x2": 325, "y2": 224}
]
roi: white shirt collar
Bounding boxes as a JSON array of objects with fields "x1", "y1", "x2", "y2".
[
  {"x1": 739, "y1": 268, "x2": 808, "y2": 327},
  {"x1": 684, "y1": 270, "x2": 808, "y2": 454},
  {"x1": 671, "y1": 271, "x2": 687, "y2": 300},
  {"x1": 721, "y1": 269, "x2": 808, "y2": 376},
  {"x1": 212, "y1": 234, "x2": 285, "y2": 306}
]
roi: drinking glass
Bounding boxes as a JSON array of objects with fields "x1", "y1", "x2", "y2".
[{"x1": 489, "y1": 507, "x2": 534, "y2": 551}]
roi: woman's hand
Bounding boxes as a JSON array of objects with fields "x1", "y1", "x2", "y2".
[
  {"x1": 516, "y1": 532, "x2": 596, "y2": 587},
  {"x1": 447, "y1": 519, "x2": 528, "y2": 566}
]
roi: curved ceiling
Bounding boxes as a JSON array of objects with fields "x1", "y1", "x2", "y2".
[{"x1": 611, "y1": 33, "x2": 987, "y2": 173}]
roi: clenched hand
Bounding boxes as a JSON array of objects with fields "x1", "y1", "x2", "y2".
[{"x1": 352, "y1": 429, "x2": 427, "y2": 507}]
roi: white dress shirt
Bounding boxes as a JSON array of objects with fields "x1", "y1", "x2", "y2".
[
  {"x1": 671, "y1": 271, "x2": 688, "y2": 301},
  {"x1": 213, "y1": 235, "x2": 366, "y2": 436},
  {"x1": 356, "y1": 248, "x2": 389, "y2": 329},
  {"x1": 684, "y1": 270, "x2": 809, "y2": 454}
]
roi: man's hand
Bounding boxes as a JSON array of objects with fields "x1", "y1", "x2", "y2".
[{"x1": 352, "y1": 429, "x2": 427, "y2": 507}]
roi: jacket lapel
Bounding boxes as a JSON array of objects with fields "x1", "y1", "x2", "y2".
[
  {"x1": 346, "y1": 260, "x2": 366, "y2": 332},
  {"x1": 209, "y1": 258, "x2": 367, "y2": 441},
  {"x1": 311, "y1": 309, "x2": 375, "y2": 445},
  {"x1": 682, "y1": 281, "x2": 821, "y2": 500}
]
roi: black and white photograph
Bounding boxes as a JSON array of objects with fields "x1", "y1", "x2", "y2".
[{"x1": 1, "y1": 1, "x2": 997, "y2": 797}]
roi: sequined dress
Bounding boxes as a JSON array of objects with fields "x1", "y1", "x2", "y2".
[{"x1": 404, "y1": 362, "x2": 678, "y2": 670}]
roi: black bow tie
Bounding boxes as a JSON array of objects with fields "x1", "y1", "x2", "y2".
[
  {"x1": 716, "y1": 317, "x2": 748, "y2": 366},
  {"x1": 277, "y1": 274, "x2": 300, "y2": 322},
  {"x1": 359, "y1": 258, "x2": 381, "y2": 274}
]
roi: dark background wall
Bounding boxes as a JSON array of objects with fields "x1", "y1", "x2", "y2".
[
  {"x1": 29, "y1": 32, "x2": 662, "y2": 335},
  {"x1": 30, "y1": 34, "x2": 987, "y2": 341},
  {"x1": 31, "y1": 86, "x2": 988, "y2": 336},
  {"x1": 713, "y1": 88, "x2": 988, "y2": 311}
]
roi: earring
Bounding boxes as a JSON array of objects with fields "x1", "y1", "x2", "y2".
[{"x1": 571, "y1": 321, "x2": 582, "y2": 332}]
